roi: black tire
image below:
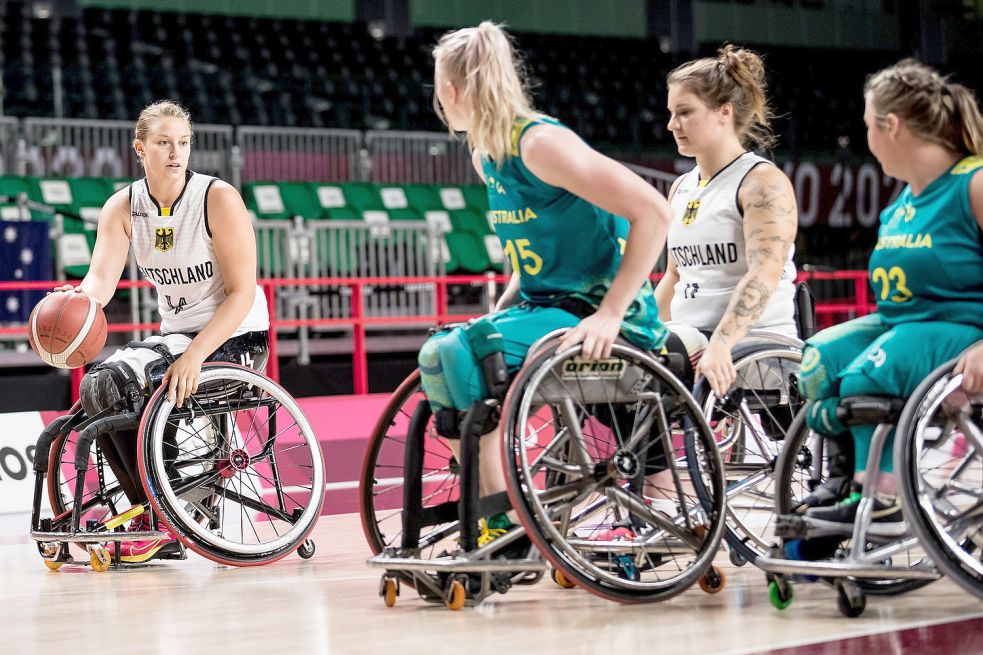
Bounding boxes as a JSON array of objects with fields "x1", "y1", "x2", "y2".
[
  {"x1": 503, "y1": 340, "x2": 727, "y2": 603},
  {"x1": 139, "y1": 364, "x2": 324, "y2": 566},
  {"x1": 695, "y1": 343, "x2": 804, "y2": 565},
  {"x1": 358, "y1": 369, "x2": 463, "y2": 589},
  {"x1": 896, "y1": 359, "x2": 983, "y2": 602}
]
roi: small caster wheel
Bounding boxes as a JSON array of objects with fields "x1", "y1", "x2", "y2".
[
  {"x1": 444, "y1": 575, "x2": 468, "y2": 611},
  {"x1": 836, "y1": 581, "x2": 866, "y2": 618},
  {"x1": 768, "y1": 577, "x2": 793, "y2": 610},
  {"x1": 728, "y1": 548, "x2": 748, "y2": 567},
  {"x1": 551, "y1": 568, "x2": 576, "y2": 589},
  {"x1": 43, "y1": 559, "x2": 63, "y2": 571},
  {"x1": 381, "y1": 576, "x2": 399, "y2": 608},
  {"x1": 699, "y1": 566, "x2": 726, "y2": 594},
  {"x1": 297, "y1": 539, "x2": 315, "y2": 559},
  {"x1": 89, "y1": 545, "x2": 111, "y2": 572}
]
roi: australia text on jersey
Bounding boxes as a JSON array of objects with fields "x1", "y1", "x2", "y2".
[{"x1": 490, "y1": 207, "x2": 539, "y2": 225}]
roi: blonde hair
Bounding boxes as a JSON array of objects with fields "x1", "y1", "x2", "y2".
[
  {"x1": 432, "y1": 21, "x2": 541, "y2": 164},
  {"x1": 865, "y1": 59, "x2": 983, "y2": 156},
  {"x1": 668, "y1": 44, "x2": 776, "y2": 151},
  {"x1": 133, "y1": 100, "x2": 194, "y2": 144}
]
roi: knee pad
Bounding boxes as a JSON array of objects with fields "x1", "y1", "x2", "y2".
[
  {"x1": 797, "y1": 346, "x2": 834, "y2": 400},
  {"x1": 804, "y1": 398, "x2": 847, "y2": 438},
  {"x1": 463, "y1": 318, "x2": 508, "y2": 402},
  {"x1": 80, "y1": 362, "x2": 144, "y2": 418}
]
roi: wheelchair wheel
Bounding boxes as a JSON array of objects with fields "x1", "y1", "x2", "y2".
[
  {"x1": 896, "y1": 361, "x2": 983, "y2": 601},
  {"x1": 137, "y1": 363, "x2": 324, "y2": 566},
  {"x1": 502, "y1": 341, "x2": 726, "y2": 603},
  {"x1": 695, "y1": 343, "x2": 803, "y2": 565},
  {"x1": 47, "y1": 407, "x2": 128, "y2": 538},
  {"x1": 359, "y1": 370, "x2": 463, "y2": 580},
  {"x1": 775, "y1": 409, "x2": 934, "y2": 595}
]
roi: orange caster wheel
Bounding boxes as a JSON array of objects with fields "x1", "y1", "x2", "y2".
[
  {"x1": 551, "y1": 568, "x2": 576, "y2": 589},
  {"x1": 43, "y1": 559, "x2": 63, "y2": 571},
  {"x1": 698, "y1": 566, "x2": 726, "y2": 594},
  {"x1": 381, "y1": 576, "x2": 399, "y2": 608},
  {"x1": 444, "y1": 577, "x2": 467, "y2": 611},
  {"x1": 89, "y1": 546, "x2": 111, "y2": 572}
]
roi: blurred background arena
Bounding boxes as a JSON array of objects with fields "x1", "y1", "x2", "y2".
[{"x1": 0, "y1": 0, "x2": 981, "y2": 503}]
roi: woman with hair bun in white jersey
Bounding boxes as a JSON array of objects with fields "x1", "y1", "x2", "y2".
[
  {"x1": 654, "y1": 45, "x2": 798, "y2": 397},
  {"x1": 52, "y1": 100, "x2": 269, "y2": 562}
]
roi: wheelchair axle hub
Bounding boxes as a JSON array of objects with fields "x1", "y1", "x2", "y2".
[
  {"x1": 610, "y1": 450, "x2": 641, "y2": 479},
  {"x1": 218, "y1": 448, "x2": 251, "y2": 478}
]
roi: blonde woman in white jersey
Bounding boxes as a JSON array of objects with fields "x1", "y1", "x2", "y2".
[
  {"x1": 654, "y1": 45, "x2": 798, "y2": 397},
  {"x1": 54, "y1": 100, "x2": 269, "y2": 562}
]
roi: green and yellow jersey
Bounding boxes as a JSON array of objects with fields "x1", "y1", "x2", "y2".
[
  {"x1": 481, "y1": 117, "x2": 667, "y2": 350},
  {"x1": 869, "y1": 155, "x2": 983, "y2": 325}
]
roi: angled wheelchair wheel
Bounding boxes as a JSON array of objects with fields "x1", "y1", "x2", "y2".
[
  {"x1": 359, "y1": 370, "x2": 464, "y2": 581},
  {"x1": 695, "y1": 343, "x2": 803, "y2": 565},
  {"x1": 47, "y1": 406, "x2": 129, "y2": 538},
  {"x1": 897, "y1": 361, "x2": 983, "y2": 601},
  {"x1": 137, "y1": 363, "x2": 325, "y2": 566},
  {"x1": 502, "y1": 341, "x2": 726, "y2": 603},
  {"x1": 775, "y1": 409, "x2": 935, "y2": 595}
]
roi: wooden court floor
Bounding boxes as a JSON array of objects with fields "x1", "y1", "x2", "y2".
[{"x1": 2, "y1": 512, "x2": 981, "y2": 655}]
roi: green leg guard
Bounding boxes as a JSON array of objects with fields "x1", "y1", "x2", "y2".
[{"x1": 804, "y1": 398, "x2": 847, "y2": 437}]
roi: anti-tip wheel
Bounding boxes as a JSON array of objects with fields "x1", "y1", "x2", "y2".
[
  {"x1": 380, "y1": 576, "x2": 399, "y2": 608},
  {"x1": 768, "y1": 578, "x2": 794, "y2": 610},
  {"x1": 297, "y1": 539, "x2": 316, "y2": 559},
  {"x1": 699, "y1": 566, "x2": 727, "y2": 594},
  {"x1": 89, "y1": 546, "x2": 111, "y2": 572},
  {"x1": 551, "y1": 568, "x2": 576, "y2": 589},
  {"x1": 444, "y1": 577, "x2": 467, "y2": 611}
]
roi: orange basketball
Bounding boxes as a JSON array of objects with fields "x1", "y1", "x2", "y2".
[{"x1": 28, "y1": 291, "x2": 108, "y2": 369}]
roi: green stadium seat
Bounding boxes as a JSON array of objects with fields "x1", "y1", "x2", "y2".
[
  {"x1": 278, "y1": 182, "x2": 323, "y2": 219},
  {"x1": 59, "y1": 215, "x2": 95, "y2": 278},
  {"x1": 307, "y1": 183, "x2": 362, "y2": 220},
  {"x1": 445, "y1": 231, "x2": 491, "y2": 273},
  {"x1": 376, "y1": 185, "x2": 423, "y2": 221},
  {"x1": 0, "y1": 202, "x2": 30, "y2": 221},
  {"x1": 402, "y1": 184, "x2": 443, "y2": 212},
  {"x1": 69, "y1": 178, "x2": 113, "y2": 226},
  {"x1": 0, "y1": 176, "x2": 32, "y2": 220},
  {"x1": 0, "y1": 175, "x2": 31, "y2": 203},
  {"x1": 243, "y1": 182, "x2": 290, "y2": 220},
  {"x1": 449, "y1": 208, "x2": 493, "y2": 236},
  {"x1": 26, "y1": 177, "x2": 75, "y2": 215},
  {"x1": 339, "y1": 182, "x2": 384, "y2": 212}
]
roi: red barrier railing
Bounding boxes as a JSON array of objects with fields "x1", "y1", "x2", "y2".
[{"x1": 0, "y1": 270, "x2": 874, "y2": 401}]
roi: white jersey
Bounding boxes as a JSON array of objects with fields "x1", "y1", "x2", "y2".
[
  {"x1": 129, "y1": 172, "x2": 269, "y2": 335},
  {"x1": 667, "y1": 152, "x2": 796, "y2": 336}
]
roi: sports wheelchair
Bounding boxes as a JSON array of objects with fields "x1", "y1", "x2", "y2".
[
  {"x1": 30, "y1": 341, "x2": 325, "y2": 571},
  {"x1": 692, "y1": 283, "x2": 816, "y2": 566},
  {"x1": 361, "y1": 326, "x2": 729, "y2": 609},
  {"x1": 755, "y1": 392, "x2": 950, "y2": 617}
]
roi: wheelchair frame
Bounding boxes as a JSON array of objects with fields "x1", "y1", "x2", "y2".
[
  {"x1": 363, "y1": 330, "x2": 728, "y2": 608},
  {"x1": 756, "y1": 397, "x2": 941, "y2": 617},
  {"x1": 30, "y1": 352, "x2": 324, "y2": 571}
]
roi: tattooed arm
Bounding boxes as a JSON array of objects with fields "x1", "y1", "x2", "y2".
[{"x1": 697, "y1": 165, "x2": 798, "y2": 395}]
